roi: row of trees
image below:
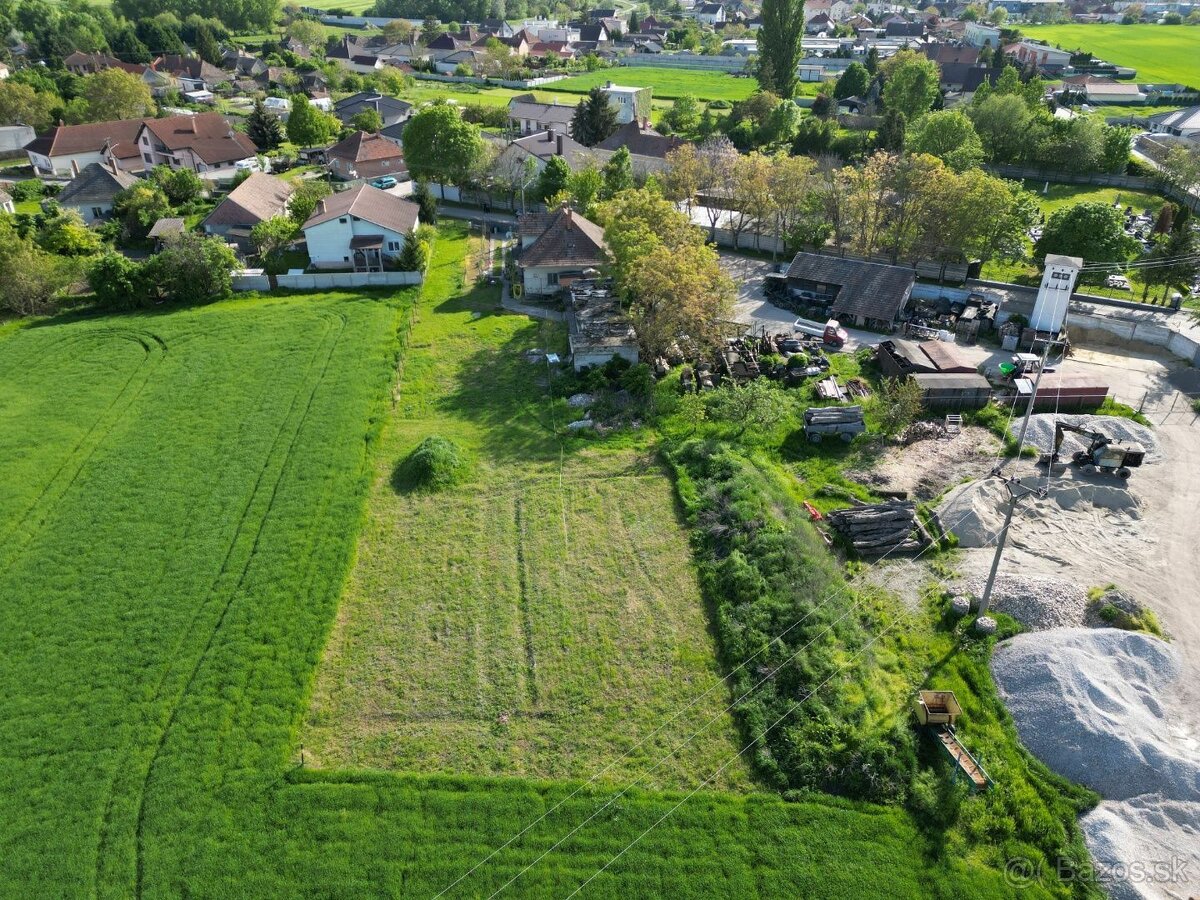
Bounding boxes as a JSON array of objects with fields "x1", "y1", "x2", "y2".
[{"x1": 0, "y1": 67, "x2": 155, "y2": 131}]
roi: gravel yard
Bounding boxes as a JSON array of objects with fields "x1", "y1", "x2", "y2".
[
  {"x1": 1018, "y1": 414, "x2": 1162, "y2": 464},
  {"x1": 960, "y1": 573, "x2": 1089, "y2": 630}
]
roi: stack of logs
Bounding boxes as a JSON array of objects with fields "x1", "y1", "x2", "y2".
[{"x1": 827, "y1": 499, "x2": 932, "y2": 554}]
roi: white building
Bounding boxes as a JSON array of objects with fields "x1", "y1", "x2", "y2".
[
  {"x1": 24, "y1": 118, "x2": 146, "y2": 177},
  {"x1": 964, "y1": 22, "x2": 1001, "y2": 48},
  {"x1": 134, "y1": 113, "x2": 259, "y2": 181},
  {"x1": 601, "y1": 82, "x2": 652, "y2": 125},
  {"x1": 1030, "y1": 255, "x2": 1082, "y2": 334},
  {"x1": 302, "y1": 183, "x2": 420, "y2": 271}
]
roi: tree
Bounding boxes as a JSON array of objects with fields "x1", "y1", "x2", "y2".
[
  {"x1": 110, "y1": 25, "x2": 152, "y2": 64},
  {"x1": 1034, "y1": 202, "x2": 1139, "y2": 267},
  {"x1": 112, "y1": 183, "x2": 171, "y2": 241},
  {"x1": 663, "y1": 144, "x2": 702, "y2": 213},
  {"x1": 0, "y1": 82, "x2": 58, "y2": 132},
  {"x1": 834, "y1": 62, "x2": 870, "y2": 100},
  {"x1": 967, "y1": 93, "x2": 1030, "y2": 163},
  {"x1": 80, "y1": 68, "x2": 154, "y2": 122},
  {"x1": 712, "y1": 378, "x2": 789, "y2": 436},
  {"x1": 288, "y1": 180, "x2": 332, "y2": 225},
  {"x1": 600, "y1": 146, "x2": 634, "y2": 199},
  {"x1": 381, "y1": 19, "x2": 414, "y2": 45},
  {"x1": 250, "y1": 215, "x2": 299, "y2": 265},
  {"x1": 397, "y1": 225, "x2": 432, "y2": 271},
  {"x1": 880, "y1": 49, "x2": 940, "y2": 120},
  {"x1": 566, "y1": 164, "x2": 604, "y2": 218},
  {"x1": 535, "y1": 154, "x2": 572, "y2": 202},
  {"x1": 87, "y1": 252, "x2": 145, "y2": 309},
  {"x1": 246, "y1": 99, "x2": 285, "y2": 150},
  {"x1": 756, "y1": 0, "x2": 805, "y2": 98},
  {"x1": 402, "y1": 104, "x2": 486, "y2": 196},
  {"x1": 865, "y1": 46, "x2": 880, "y2": 75},
  {"x1": 287, "y1": 94, "x2": 340, "y2": 146},
  {"x1": 194, "y1": 23, "x2": 221, "y2": 65},
  {"x1": 351, "y1": 108, "x2": 384, "y2": 133},
  {"x1": 906, "y1": 110, "x2": 984, "y2": 172},
  {"x1": 0, "y1": 219, "x2": 73, "y2": 315},
  {"x1": 288, "y1": 18, "x2": 325, "y2": 51},
  {"x1": 877, "y1": 377, "x2": 924, "y2": 437},
  {"x1": 729, "y1": 152, "x2": 775, "y2": 250},
  {"x1": 570, "y1": 87, "x2": 619, "y2": 146},
  {"x1": 810, "y1": 93, "x2": 835, "y2": 118},
  {"x1": 1139, "y1": 227, "x2": 1197, "y2": 301},
  {"x1": 660, "y1": 94, "x2": 701, "y2": 135},
  {"x1": 152, "y1": 166, "x2": 205, "y2": 205},
  {"x1": 413, "y1": 178, "x2": 438, "y2": 224},
  {"x1": 1161, "y1": 145, "x2": 1200, "y2": 193},
  {"x1": 140, "y1": 233, "x2": 236, "y2": 306},
  {"x1": 875, "y1": 108, "x2": 906, "y2": 152},
  {"x1": 696, "y1": 135, "x2": 738, "y2": 240},
  {"x1": 37, "y1": 208, "x2": 102, "y2": 256}
]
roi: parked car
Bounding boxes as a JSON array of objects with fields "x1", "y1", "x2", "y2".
[
  {"x1": 370, "y1": 176, "x2": 398, "y2": 190},
  {"x1": 1105, "y1": 274, "x2": 1131, "y2": 291}
]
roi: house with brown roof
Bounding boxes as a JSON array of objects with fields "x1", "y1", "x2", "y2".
[
  {"x1": 56, "y1": 161, "x2": 140, "y2": 223},
  {"x1": 595, "y1": 121, "x2": 683, "y2": 159},
  {"x1": 133, "y1": 113, "x2": 259, "y2": 181},
  {"x1": 326, "y1": 131, "x2": 407, "y2": 181},
  {"x1": 516, "y1": 205, "x2": 609, "y2": 296},
  {"x1": 509, "y1": 94, "x2": 576, "y2": 135},
  {"x1": 158, "y1": 55, "x2": 226, "y2": 92},
  {"x1": 63, "y1": 51, "x2": 147, "y2": 76},
  {"x1": 301, "y1": 183, "x2": 419, "y2": 271},
  {"x1": 201, "y1": 172, "x2": 295, "y2": 248},
  {"x1": 24, "y1": 118, "x2": 147, "y2": 177}
]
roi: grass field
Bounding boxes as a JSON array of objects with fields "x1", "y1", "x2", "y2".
[
  {"x1": 305, "y1": 236, "x2": 748, "y2": 791},
  {"x1": 541, "y1": 66, "x2": 764, "y2": 103},
  {"x1": 1020, "y1": 24, "x2": 1200, "y2": 86}
]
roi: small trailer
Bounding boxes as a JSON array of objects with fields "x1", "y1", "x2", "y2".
[
  {"x1": 803, "y1": 405, "x2": 865, "y2": 443},
  {"x1": 914, "y1": 690, "x2": 992, "y2": 791}
]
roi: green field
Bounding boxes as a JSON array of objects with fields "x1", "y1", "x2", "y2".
[
  {"x1": 1020, "y1": 24, "x2": 1200, "y2": 86},
  {"x1": 542, "y1": 66, "x2": 764, "y2": 103},
  {"x1": 305, "y1": 236, "x2": 748, "y2": 790}
]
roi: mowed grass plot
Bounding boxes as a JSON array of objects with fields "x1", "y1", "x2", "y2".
[
  {"x1": 305, "y1": 227, "x2": 749, "y2": 790},
  {"x1": 1020, "y1": 24, "x2": 1200, "y2": 86},
  {"x1": 541, "y1": 65, "x2": 762, "y2": 102}
]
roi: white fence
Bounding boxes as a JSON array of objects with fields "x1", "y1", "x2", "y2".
[
  {"x1": 275, "y1": 271, "x2": 423, "y2": 290},
  {"x1": 231, "y1": 271, "x2": 271, "y2": 292},
  {"x1": 412, "y1": 72, "x2": 570, "y2": 89}
]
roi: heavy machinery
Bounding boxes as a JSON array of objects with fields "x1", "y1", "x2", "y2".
[{"x1": 1040, "y1": 421, "x2": 1146, "y2": 479}]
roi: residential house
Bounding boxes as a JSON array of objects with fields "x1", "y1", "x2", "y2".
[
  {"x1": 278, "y1": 35, "x2": 313, "y2": 59},
  {"x1": 53, "y1": 161, "x2": 138, "y2": 223},
  {"x1": 334, "y1": 92, "x2": 414, "y2": 129},
  {"x1": 693, "y1": 1, "x2": 728, "y2": 23},
  {"x1": 601, "y1": 83, "x2": 651, "y2": 125},
  {"x1": 327, "y1": 35, "x2": 387, "y2": 73},
  {"x1": 481, "y1": 18, "x2": 517, "y2": 36},
  {"x1": 784, "y1": 252, "x2": 915, "y2": 330},
  {"x1": 941, "y1": 65, "x2": 1003, "y2": 94},
  {"x1": 24, "y1": 118, "x2": 146, "y2": 177},
  {"x1": 326, "y1": 130, "x2": 407, "y2": 181},
  {"x1": 222, "y1": 48, "x2": 268, "y2": 77},
  {"x1": 845, "y1": 13, "x2": 875, "y2": 30},
  {"x1": 1150, "y1": 105, "x2": 1200, "y2": 138},
  {"x1": 201, "y1": 171, "x2": 295, "y2": 249},
  {"x1": 595, "y1": 121, "x2": 683, "y2": 159},
  {"x1": 1003, "y1": 40, "x2": 1072, "y2": 71},
  {"x1": 493, "y1": 128, "x2": 596, "y2": 183},
  {"x1": 300, "y1": 72, "x2": 330, "y2": 96},
  {"x1": 964, "y1": 21, "x2": 1001, "y2": 47},
  {"x1": 516, "y1": 206, "x2": 609, "y2": 296},
  {"x1": 509, "y1": 94, "x2": 577, "y2": 135},
  {"x1": 435, "y1": 49, "x2": 487, "y2": 74},
  {"x1": 301, "y1": 183, "x2": 419, "y2": 271},
  {"x1": 921, "y1": 43, "x2": 980, "y2": 66},
  {"x1": 158, "y1": 55, "x2": 226, "y2": 92},
  {"x1": 577, "y1": 22, "x2": 611, "y2": 42},
  {"x1": 62, "y1": 51, "x2": 147, "y2": 76},
  {"x1": 806, "y1": 12, "x2": 834, "y2": 32},
  {"x1": 134, "y1": 113, "x2": 259, "y2": 180},
  {"x1": 885, "y1": 20, "x2": 926, "y2": 37}
]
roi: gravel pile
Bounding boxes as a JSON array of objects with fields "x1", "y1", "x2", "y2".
[
  {"x1": 1082, "y1": 796, "x2": 1200, "y2": 900},
  {"x1": 962, "y1": 573, "x2": 1088, "y2": 630},
  {"x1": 991, "y1": 628, "x2": 1200, "y2": 802},
  {"x1": 1018, "y1": 414, "x2": 1162, "y2": 464}
]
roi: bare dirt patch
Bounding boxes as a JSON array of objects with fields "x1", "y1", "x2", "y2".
[{"x1": 848, "y1": 426, "x2": 1002, "y2": 500}]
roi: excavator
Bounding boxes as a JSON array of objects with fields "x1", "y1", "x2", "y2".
[{"x1": 1039, "y1": 421, "x2": 1146, "y2": 479}]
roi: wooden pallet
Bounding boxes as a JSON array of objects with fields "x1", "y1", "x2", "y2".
[{"x1": 937, "y1": 727, "x2": 991, "y2": 790}]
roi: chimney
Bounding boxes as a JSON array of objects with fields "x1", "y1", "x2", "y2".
[
  {"x1": 546, "y1": 125, "x2": 555, "y2": 143},
  {"x1": 556, "y1": 134, "x2": 563, "y2": 156},
  {"x1": 71, "y1": 158, "x2": 79, "y2": 177},
  {"x1": 109, "y1": 157, "x2": 119, "y2": 175}
]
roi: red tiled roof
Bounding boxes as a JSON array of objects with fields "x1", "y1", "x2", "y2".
[
  {"x1": 140, "y1": 113, "x2": 257, "y2": 164},
  {"x1": 24, "y1": 118, "x2": 147, "y2": 160},
  {"x1": 303, "y1": 183, "x2": 419, "y2": 235},
  {"x1": 327, "y1": 131, "x2": 404, "y2": 163}
]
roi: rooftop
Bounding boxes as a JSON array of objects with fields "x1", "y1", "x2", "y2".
[{"x1": 303, "y1": 183, "x2": 419, "y2": 236}]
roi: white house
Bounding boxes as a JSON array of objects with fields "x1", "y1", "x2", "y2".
[
  {"x1": 134, "y1": 113, "x2": 259, "y2": 181},
  {"x1": 516, "y1": 206, "x2": 609, "y2": 295},
  {"x1": 693, "y1": 2, "x2": 727, "y2": 24},
  {"x1": 601, "y1": 83, "x2": 651, "y2": 125},
  {"x1": 24, "y1": 119, "x2": 146, "y2": 177},
  {"x1": 1003, "y1": 40, "x2": 1072, "y2": 70},
  {"x1": 302, "y1": 184, "x2": 420, "y2": 271},
  {"x1": 1150, "y1": 105, "x2": 1200, "y2": 139},
  {"x1": 964, "y1": 22, "x2": 1001, "y2": 48},
  {"x1": 55, "y1": 161, "x2": 139, "y2": 223}
]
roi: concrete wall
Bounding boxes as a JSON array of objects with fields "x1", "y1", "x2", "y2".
[
  {"x1": 231, "y1": 271, "x2": 271, "y2": 291},
  {"x1": 275, "y1": 271, "x2": 422, "y2": 289},
  {"x1": 0, "y1": 124, "x2": 35, "y2": 157}
]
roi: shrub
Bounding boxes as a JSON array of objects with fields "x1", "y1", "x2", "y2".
[
  {"x1": 392, "y1": 435, "x2": 470, "y2": 492},
  {"x1": 708, "y1": 99, "x2": 732, "y2": 109},
  {"x1": 9, "y1": 179, "x2": 45, "y2": 202}
]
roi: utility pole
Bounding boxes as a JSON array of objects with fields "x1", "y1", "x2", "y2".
[{"x1": 975, "y1": 340, "x2": 1060, "y2": 624}]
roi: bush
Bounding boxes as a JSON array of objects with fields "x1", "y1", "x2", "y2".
[
  {"x1": 392, "y1": 435, "x2": 471, "y2": 492},
  {"x1": 9, "y1": 179, "x2": 46, "y2": 202},
  {"x1": 708, "y1": 99, "x2": 732, "y2": 109},
  {"x1": 459, "y1": 103, "x2": 509, "y2": 128}
]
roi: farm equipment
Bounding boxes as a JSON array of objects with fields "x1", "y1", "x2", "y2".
[
  {"x1": 793, "y1": 317, "x2": 849, "y2": 349},
  {"x1": 803, "y1": 405, "x2": 865, "y2": 443},
  {"x1": 1039, "y1": 421, "x2": 1145, "y2": 479},
  {"x1": 914, "y1": 690, "x2": 992, "y2": 791}
]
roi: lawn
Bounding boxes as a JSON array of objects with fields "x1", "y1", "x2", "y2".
[
  {"x1": 541, "y1": 65, "x2": 764, "y2": 103},
  {"x1": 304, "y1": 230, "x2": 748, "y2": 791},
  {"x1": 1019, "y1": 24, "x2": 1200, "y2": 86},
  {"x1": 0, "y1": 226, "x2": 1082, "y2": 898}
]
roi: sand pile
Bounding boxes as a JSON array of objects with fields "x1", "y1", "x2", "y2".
[
  {"x1": 991, "y1": 628, "x2": 1200, "y2": 801},
  {"x1": 1018, "y1": 414, "x2": 1162, "y2": 464},
  {"x1": 1082, "y1": 796, "x2": 1200, "y2": 900}
]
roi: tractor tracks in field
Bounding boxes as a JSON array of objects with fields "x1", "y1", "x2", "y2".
[
  {"x1": 0, "y1": 329, "x2": 167, "y2": 576},
  {"x1": 513, "y1": 493, "x2": 540, "y2": 709},
  {"x1": 86, "y1": 312, "x2": 349, "y2": 900}
]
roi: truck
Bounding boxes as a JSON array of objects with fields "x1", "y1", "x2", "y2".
[{"x1": 793, "y1": 317, "x2": 849, "y2": 349}]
